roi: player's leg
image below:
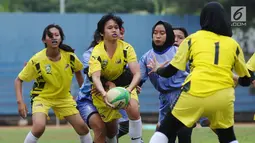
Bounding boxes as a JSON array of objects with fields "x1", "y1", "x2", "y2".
[
  {"x1": 117, "y1": 109, "x2": 144, "y2": 143},
  {"x1": 24, "y1": 97, "x2": 49, "y2": 143},
  {"x1": 150, "y1": 91, "x2": 203, "y2": 143},
  {"x1": 92, "y1": 92, "x2": 123, "y2": 142},
  {"x1": 117, "y1": 109, "x2": 129, "y2": 139},
  {"x1": 77, "y1": 99, "x2": 106, "y2": 143},
  {"x1": 177, "y1": 127, "x2": 193, "y2": 143},
  {"x1": 205, "y1": 88, "x2": 238, "y2": 143},
  {"x1": 159, "y1": 90, "x2": 193, "y2": 143},
  {"x1": 125, "y1": 89, "x2": 142, "y2": 143},
  {"x1": 157, "y1": 93, "x2": 177, "y2": 143},
  {"x1": 54, "y1": 96, "x2": 92, "y2": 143},
  {"x1": 65, "y1": 114, "x2": 93, "y2": 143},
  {"x1": 105, "y1": 119, "x2": 118, "y2": 143}
]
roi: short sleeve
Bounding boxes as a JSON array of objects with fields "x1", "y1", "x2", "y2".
[
  {"x1": 88, "y1": 49, "x2": 102, "y2": 76},
  {"x1": 127, "y1": 45, "x2": 137, "y2": 63},
  {"x1": 246, "y1": 52, "x2": 255, "y2": 72},
  {"x1": 18, "y1": 59, "x2": 37, "y2": 82},
  {"x1": 233, "y1": 45, "x2": 250, "y2": 77},
  {"x1": 72, "y1": 53, "x2": 83, "y2": 72},
  {"x1": 170, "y1": 38, "x2": 191, "y2": 71}
]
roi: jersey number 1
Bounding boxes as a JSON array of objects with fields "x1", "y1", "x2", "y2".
[{"x1": 214, "y1": 42, "x2": 219, "y2": 65}]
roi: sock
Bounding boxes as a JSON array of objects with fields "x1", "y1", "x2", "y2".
[
  {"x1": 106, "y1": 136, "x2": 117, "y2": 143},
  {"x1": 24, "y1": 131, "x2": 38, "y2": 143},
  {"x1": 230, "y1": 141, "x2": 239, "y2": 143},
  {"x1": 149, "y1": 132, "x2": 168, "y2": 143},
  {"x1": 80, "y1": 132, "x2": 93, "y2": 143},
  {"x1": 129, "y1": 118, "x2": 142, "y2": 143}
]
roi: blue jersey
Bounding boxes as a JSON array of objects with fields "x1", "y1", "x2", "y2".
[
  {"x1": 139, "y1": 46, "x2": 189, "y2": 93},
  {"x1": 76, "y1": 48, "x2": 93, "y2": 101}
]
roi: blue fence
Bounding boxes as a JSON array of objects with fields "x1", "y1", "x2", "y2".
[{"x1": 0, "y1": 13, "x2": 254, "y2": 115}]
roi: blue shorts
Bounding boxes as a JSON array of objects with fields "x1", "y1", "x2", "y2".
[
  {"x1": 118, "y1": 109, "x2": 129, "y2": 123},
  {"x1": 159, "y1": 89, "x2": 181, "y2": 124},
  {"x1": 76, "y1": 98, "x2": 98, "y2": 128}
]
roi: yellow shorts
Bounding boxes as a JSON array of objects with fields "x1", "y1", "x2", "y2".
[
  {"x1": 172, "y1": 88, "x2": 235, "y2": 129},
  {"x1": 92, "y1": 88, "x2": 138, "y2": 122},
  {"x1": 32, "y1": 96, "x2": 79, "y2": 120}
]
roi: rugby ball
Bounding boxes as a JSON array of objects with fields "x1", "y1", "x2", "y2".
[{"x1": 106, "y1": 87, "x2": 131, "y2": 109}]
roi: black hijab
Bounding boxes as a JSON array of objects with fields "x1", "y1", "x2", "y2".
[
  {"x1": 152, "y1": 21, "x2": 175, "y2": 53},
  {"x1": 200, "y1": 2, "x2": 232, "y2": 37}
]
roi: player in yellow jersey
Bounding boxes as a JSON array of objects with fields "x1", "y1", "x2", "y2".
[
  {"x1": 88, "y1": 13, "x2": 142, "y2": 143},
  {"x1": 14, "y1": 24, "x2": 92, "y2": 143},
  {"x1": 148, "y1": 2, "x2": 251, "y2": 143},
  {"x1": 246, "y1": 52, "x2": 255, "y2": 121}
]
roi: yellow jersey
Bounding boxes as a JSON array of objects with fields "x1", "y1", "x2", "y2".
[
  {"x1": 18, "y1": 49, "x2": 83, "y2": 98},
  {"x1": 246, "y1": 53, "x2": 255, "y2": 71},
  {"x1": 88, "y1": 40, "x2": 137, "y2": 90},
  {"x1": 170, "y1": 30, "x2": 250, "y2": 97}
]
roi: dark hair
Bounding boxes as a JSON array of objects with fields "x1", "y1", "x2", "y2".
[
  {"x1": 88, "y1": 30, "x2": 102, "y2": 49},
  {"x1": 173, "y1": 27, "x2": 189, "y2": 38},
  {"x1": 200, "y1": 2, "x2": 232, "y2": 37},
  {"x1": 96, "y1": 13, "x2": 123, "y2": 36},
  {"x1": 42, "y1": 24, "x2": 74, "y2": 52}
]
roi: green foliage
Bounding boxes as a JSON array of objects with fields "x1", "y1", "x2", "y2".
[{"x1": 0, "y1": 0, "x2": 254, "y2": 26}]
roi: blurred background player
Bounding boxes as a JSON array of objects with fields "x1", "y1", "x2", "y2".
[
  {"x1": 88, "y1": 13, "x2": 142, "y2": 143},
  {"x1": 139, "y1": 21, "x2": 192, "y2": 143},
  {"x1": 173, "y1": 27, "x2": 188, "y2": 47},
  {"x1": 14, "y1": 24, "x2": 92, "y2": 143},
  {"x1": 148, "y1": 2, "x2": 251, "y2": 143}
]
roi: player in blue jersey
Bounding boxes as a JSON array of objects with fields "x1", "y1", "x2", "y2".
[{"x1": 139, "y1": 20, "x2": 192, "y2": 143}]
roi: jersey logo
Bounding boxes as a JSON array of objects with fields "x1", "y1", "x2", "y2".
[
  {"x1": 115, "y1": 59, "x2": 121, "y2": 64},
  {"x1": 65, "y1": 64, "x2": 70, "y2": 70},
  {"x1": 131, "y1": 137, "x2": 141, "y2": 140},
  {"x1": 45, "y1": 64, "x2": 52, "y2": 74},
  {"x1": 101, "y1": 60, "x2": 108, "y2": 70}
]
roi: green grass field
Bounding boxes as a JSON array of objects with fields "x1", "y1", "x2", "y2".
[{"x1": 0, "y1": 125, "x2": 254, "y2": 143}]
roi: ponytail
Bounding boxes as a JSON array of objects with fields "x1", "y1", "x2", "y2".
[{"x1": 59, "y1": 44, "x2": 75, "y2": 53}]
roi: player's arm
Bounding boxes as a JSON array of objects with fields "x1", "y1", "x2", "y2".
[
  {"x1": 72, "y1": 54, "x2": 84, "y2": 87},
  {"x1": 149, "y1": 38, "x2": 190, "y2": 77},
  {"x1": 91, "y1": 71, "x2": 107, "y2": 95},
  {"x1": 126, "y1": 46, "x2": 141, "y2": 92},
  {"x1": 88, "y1": 52, "x2": 108, "y2": 96},
  {"x1": 138, "y1": 53, "x2": 149, "y2": 87},
  {"x1": 233, "y1": 46, "x2": 251, "y2": 86},
  {"x1": 242, "y1": 52, "x2": 255, "y2": 86},
  {"x1": 15, "y1": 59, "x2": 36, "y2": 118},
  {"x1": 75, "y1": 71, "x2": 83, "y2": 87},
  {"x1": 127, "y1": 62, "x2": 141, "y2": 92},
  {"x1": 156, "y1": 64, "x2": 178, "y2": 78}
]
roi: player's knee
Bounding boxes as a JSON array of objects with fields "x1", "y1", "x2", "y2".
[
  {"x1": 91, "y1": 120, "x2": 106, "y2": 136},
  {"x1": 107, "y1": 128, "x2": 118, "y2": 139},
  {"x1": 177, "y1": 127, "x2": 192, "y2": 143},
  {"x1": 126, "y1": 99, "x2": 140, "y2": 120},
  {"x1": 216, "y1": 126, "x2": 237, "y2": 143},
  {"x1": 77, "y1": 124, "x2": 90, "y2": 135},
  {"x1": 31, "y1": 121, "x2": 46, "y2": 138}
]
